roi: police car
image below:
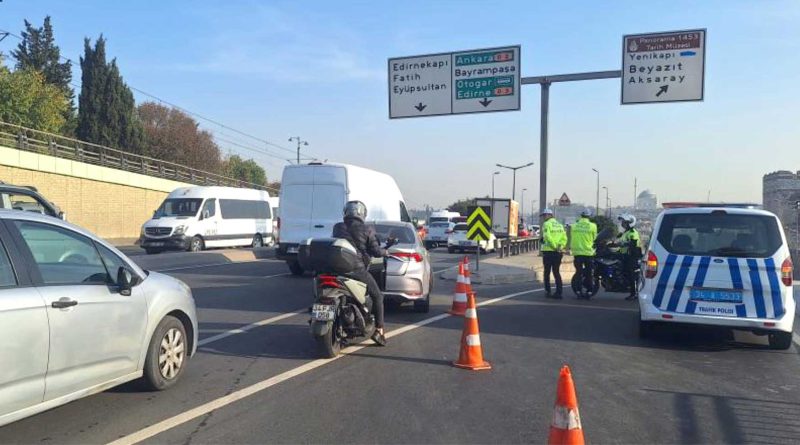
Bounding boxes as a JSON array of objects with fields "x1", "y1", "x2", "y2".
[{"x1": 639, "y1": 206, "x2": 795, "y2": 349}]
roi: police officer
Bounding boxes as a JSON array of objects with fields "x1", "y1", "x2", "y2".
[
  {"x1": 540, "y1": 208, "x2": 567, "y2": 299},
  {"x1": 570, "y1": 208, "x2": 598, "y2": 299},
  {"x1": 617, "y1": 214, "x2": 642, "y2": 301}
]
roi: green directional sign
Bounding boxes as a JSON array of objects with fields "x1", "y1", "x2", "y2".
[{"x1": 467, "y1": 205, "x2": 492, "y2": 241}]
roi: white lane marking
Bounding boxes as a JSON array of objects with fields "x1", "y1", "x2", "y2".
[
  {"x1": 107, "y1": 288, "x2": 543, "y2": 445},
  {"x1": 198, "y1": 311, "x2": 305, "y2": 347},
  {"x1": 155, "y1": 259, "x2": 271, "y2": 273},
  {"x1": 261, "y1": 273, "x2": 291, "y2": 279}
]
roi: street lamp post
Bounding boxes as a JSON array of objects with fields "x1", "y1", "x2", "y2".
[
  {"x1": 491, "y1": 171, "x2": 500, "y2": 231},
  {"x1": 288, "y1": 137, "x2": 309, "y2": 164},
  {"x1": 496, "y1": 162, "x2": 534, "y2": 201},
  {"x1": 592, "y1": 168, "x2": 600, "y2": 217},
  {"x1": 602, "y1": 186, "x2": 609, "y2": 217}
]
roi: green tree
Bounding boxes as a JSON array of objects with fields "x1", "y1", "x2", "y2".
[
  {"x1": 0, "y1": 62, "x2": 69, "y2": 133},
  {"x1": 138, "y1": 101, "x2": 221, "y2": 172},
  {"x1": 11, "y1": 16, "x2": 75, "y2": 133},
  {"x1": 77, "y1": 35, "x2": 144, "y2": 152},
  {"x1": 222, "y1": 155, "x2": 268, "y2": 186},
  {"x1": 446, "y1": 198, "x2": 478, "y2": 216},
  {"x1": 592, "y1": 215, "x2": 618, "y2": 238}
]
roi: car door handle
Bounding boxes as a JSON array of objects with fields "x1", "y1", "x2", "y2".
[
  {"x1": 314, "y1": 225, "x2": 324, "y2": 228},
  {"x1": 52, "y1": 299, "x2": 78, "y2": 309}
]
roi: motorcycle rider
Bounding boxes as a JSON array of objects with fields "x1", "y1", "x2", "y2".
[
  {"x1": 332, "y1": 201, "x2": 388, "y2": 346},
  {"x1": 617, "y1": 213, "x2": 642, "y2": 301},
  {"x1": 570, "y1": 208, "x2": 598, "y2": 299},
  {"x1": 540, "y1": 208, "x2": 567, "y2": 299}
]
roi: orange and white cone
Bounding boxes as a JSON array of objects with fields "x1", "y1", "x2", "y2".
[
  {"x1": 547, "y1": 365, "x2": 585, "y2": 445},
  {"x1": 452, "y1": 291, "x2": 492, "y2": 371},
  {"x1": 462, "y1": 257, "x2": 474, "y2": 294},
  {"x1": 448, "y1": 261, "x2": 469, "y2": 316}
]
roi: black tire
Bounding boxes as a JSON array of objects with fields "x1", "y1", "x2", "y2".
[
  {"x1": 142, "y1": 316, "x2": 189, "y2": 391},
  {"x1": 571, "y1": 274, "x2": 581, "y2": 297},
  {"x1": 188, "y1": 236, "x2": 204, "y2": 252},
  {"x1": 639, "y1": 320, "x2": 655, "y2": 339},
  {"x1": 252, "y1": 234, "x2": 263, "y2": 248},
  {"x1": 447, "y1": 247, "x2": 455, "y2": 254},
  {"x1": 316, "y1": 320, "x2": 342, "y2": 358},
  {"x1": 768, "y1": 331, "x2": 793, "y2": 350},
  {"x1": 414, "y1": 296, "x2": 430, "y2": 313},
  {"x1": 288, "y1": 261, "x2": 304, "y2": 276},
  {"x1": 145, "y1": 248, "x2": 160, "y2": 255}
]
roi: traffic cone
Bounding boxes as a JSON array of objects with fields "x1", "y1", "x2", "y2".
[
  {"x1": 452, "y1": 291, "x2": 492, "y2": 371},
  {"x1": 462, "y1": 257, "x2": 474, "y2": 294},
  {"x1": 547, "y1": 365, "x2": 585, "y2": 445},
  {"x1": 448, "y1": 261, "x2": 468, "y2": 316}
]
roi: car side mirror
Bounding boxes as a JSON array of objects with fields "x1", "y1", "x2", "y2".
[{"x1": 117, "y1": 266, "x2": 134, "y2": 296}]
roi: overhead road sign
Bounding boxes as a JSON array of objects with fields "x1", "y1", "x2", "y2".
[
  {"x1": 388, "y1": 45, "x2": 521, "y2": 119},
  {"x1": 622, "y1": 29, "x2": 706, "y2": 104},
  {"x1": 467, "y1": 206, "x2": 492, "y2": 241}
]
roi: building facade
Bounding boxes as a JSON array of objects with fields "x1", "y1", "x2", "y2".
[
  {"x1": 763, "y1": 170, "x2": 800, "y2": 250},
  {"x1": 636, "y1": 190, "x2": 658, "y2": 210}
]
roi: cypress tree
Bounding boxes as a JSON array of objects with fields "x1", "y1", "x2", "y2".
[{"x1": 77, "y1": 36, "x2": 143, "y2": 152}]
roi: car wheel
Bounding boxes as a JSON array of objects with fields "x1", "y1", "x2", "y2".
[
  {"x1": 188, "y1": 236, "x2": 204, "y2": 252},
  {"x1": 288, "y1": 261, "x2": 304, "y2": 276},
  {"x1": 142, "y1": 316, "x2": 188, "y2": 391},
  {"x1": 768, "y1": 331, "x2": 793, "y2": 350},
  {"x1": 414, "y1": 296, "x2": 430, "y2": 313},
  {"x1": 447, "y1": 247, "x2": 455, "y2": 254},
  {"x1": 252, "y1": 234, "x2": 263, "y2": 248}
]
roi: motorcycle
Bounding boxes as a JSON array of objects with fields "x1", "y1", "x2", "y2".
[
  {"x1": 299, "y1": 237, "x2": 396, "y2": 358},
  {"x1": 571, "y1": 228, "x2": 642, "y2": 298}
]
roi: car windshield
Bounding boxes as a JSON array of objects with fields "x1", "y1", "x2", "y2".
[
  {"x1": 155, "y1": 198, "x2": 203, "y2": 217},
  {"x1": 656, "y1": 213, "x2": 782, "y2": 258},
  {"x1": 371, "y1": 224, "x2": 416, "y2": 245},
  {"x1": 454, "y1": 224, "x2": 468, "y2": 232}
]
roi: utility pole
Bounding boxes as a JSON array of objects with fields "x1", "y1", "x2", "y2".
[
  {"x1": 521, "y1": 188, "x2": 528, "y2": 225},
  {"x1": 592, "y1": 168, "x2": 600, "y2": 217},
  {"x1": 633, "y1": 177, "x2": 638, "y2": 211},
  {"x1": 496, "y1": 162, "x2": 534, "y2": 201},
  {"x1": 288, "y1": 137, "x2": 308, "y2": 164},
  {"x1": 603, "y1": 186, "x2": 609, "y2": 217}
]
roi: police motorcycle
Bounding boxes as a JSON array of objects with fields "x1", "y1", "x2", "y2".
[
  {"x1": 571, "y1": 228, "x2": 642, "y2": 297},
  {"x1": 298, "y1": 237, "x2": 397, "y2": 358}
]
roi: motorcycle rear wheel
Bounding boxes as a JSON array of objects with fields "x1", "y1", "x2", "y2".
[{"x1": 316, "y1": 319, "x2": 342, "y2": 358}]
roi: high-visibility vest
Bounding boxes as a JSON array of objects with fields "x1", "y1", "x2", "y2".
[
  {"x1": 542, "y1": 218, "x2": 567, "y2": 252},
  {"x1": 570, "y1": 217, "x2": 597, "y2": 256}
]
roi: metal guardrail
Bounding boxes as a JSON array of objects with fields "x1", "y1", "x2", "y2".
[
  {"x1": 0, "y1": 121, "x2": 269, "y2": 191},
  {"x1": 496, "y1": 237, "x2": 540, "y2": 258}
]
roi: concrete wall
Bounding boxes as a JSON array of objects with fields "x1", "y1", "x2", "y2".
[{"x1": 0, "y1": 145, "x2": 191, "y2": 239}]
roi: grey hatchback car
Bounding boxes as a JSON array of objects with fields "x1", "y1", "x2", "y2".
[
  {"x1": 371, "y1": 221, "x2": 433, "y2": 313},
  {"x1": 0, "y1": 210, "x2": 198, "y2": 427}
]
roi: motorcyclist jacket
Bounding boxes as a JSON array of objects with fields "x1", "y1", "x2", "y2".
[
  {"x1": 618, "y1": 228, "x2": 641, "y2": 256},
  {"x1": 541, "y1": 218, "x2": 567, "y2": 253},
  {"x1": 570, "y1": 217, "x2": 597, "y2": 256},
  {"x1": 332, "y1": 217, "x2": 386, "y2": 268}
]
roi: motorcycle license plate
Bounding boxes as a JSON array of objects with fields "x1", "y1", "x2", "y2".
[{"x1": 311, "y1": 304, "x2": 336, "y2": 321}]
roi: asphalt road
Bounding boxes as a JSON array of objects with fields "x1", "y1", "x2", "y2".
[{"x1": 2, "y1": 249, "x2": 799, "y2": 444}]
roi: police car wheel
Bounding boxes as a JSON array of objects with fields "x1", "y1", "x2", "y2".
[
  {"x1": 768, "y1": 331, "x2": 793, "y2": 350},
  {"x1": 639, "y1": 320, "x2": 655, "y2": 339}
]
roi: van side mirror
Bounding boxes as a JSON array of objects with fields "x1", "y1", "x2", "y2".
[
  {"x1": 202, "y1": 210, "x2": 210, "y2": 220},
  {"x1": 117, "y1": 267, "x2": 133, "y2": 296}
]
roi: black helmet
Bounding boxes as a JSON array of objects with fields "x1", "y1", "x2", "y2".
[{"x1": 343, "y1": 200, "x2": 367, "y2": 221}]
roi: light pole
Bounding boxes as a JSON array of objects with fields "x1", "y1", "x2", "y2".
[
  {"x1": 521, "y1": 188, "x2": 528, "y2": 225},
  {"x1": 288, "y1": 137, "x2": 308, "y2": 164},
  {"x1": 496, "y1": 162, "x2": 534, "y2": 201},
  {"x1": 491, "y1": 171, "x2": 500, "y2": 231},
  {"x1": 602, "y1": 186, "x2": 609, "y2": 217},
  {"x1": 592, "y1": 168, "x2": 600, "y2": 217}
]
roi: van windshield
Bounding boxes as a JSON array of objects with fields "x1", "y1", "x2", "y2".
[
  {"x1": 656, "y1": 213, "x2": 782, "y2": 258},
  {"x1": 155, "y1": 198, "x2": 203, "y2": 218}
]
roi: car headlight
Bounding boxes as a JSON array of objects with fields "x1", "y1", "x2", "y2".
[
  {"x1": 140, "y1": 226, "x2": 146, "y2": 236},
  {"x1": 174, "y1": 225, "x2": 187, "y2": 235}
]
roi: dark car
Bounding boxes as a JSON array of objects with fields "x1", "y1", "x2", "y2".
[{"x1": 0, "y1": 182, "x2": 64, "y2": 220}]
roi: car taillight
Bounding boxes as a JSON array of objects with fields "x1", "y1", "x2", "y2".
[
  {"x1": 781, "y1": 257, "x2": 793, "y2": 286},
  {"x1": 317, "y1": 274, "x2": 342, "y2": 288},
  {"x1": 393, "y1": 252, "x2": 423, "y2": 262},
  {"x1": 645, "y1": 250, "x2": 658, "y2": 279}
]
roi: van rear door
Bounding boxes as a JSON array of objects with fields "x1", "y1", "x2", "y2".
[
  {"x1": 279, "y1": 184, "x2": 313, "y2": 244},
  {"x1": 309, "y1": 184, "x2": 345, "y2": 238}
]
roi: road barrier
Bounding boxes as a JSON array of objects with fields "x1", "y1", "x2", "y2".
[
  {"x1": 496, "y1": 237, "x2": 540, "y2": 258},
  {"x1": 0, "y1": 121, "x2": 269, "y2": 191}
]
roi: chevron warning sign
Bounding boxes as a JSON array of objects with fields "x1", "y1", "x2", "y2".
[{"x1": 466, "y1": 205, "x2": 492, "y2": 241}]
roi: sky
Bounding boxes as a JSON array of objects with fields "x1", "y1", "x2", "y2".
[{"x1": 2, "y1": 0, "x2": 799, "y2": 212}]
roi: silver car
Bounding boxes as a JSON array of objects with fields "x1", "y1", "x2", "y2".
[
  {"x1": 0, "y1": 210, "x2": 198, "y2": 427},
  {"x1": 370, "y1": 221, "x2": 433, "y2": 313}
]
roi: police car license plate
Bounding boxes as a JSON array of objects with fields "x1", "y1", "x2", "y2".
[
  {"x1": 311, "y1": 304, "x2": 336, "y2": 321},
  {"x1": 690, "y1": 288, "x2": 743, "y2": 304}
]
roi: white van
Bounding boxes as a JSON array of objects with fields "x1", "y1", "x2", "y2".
[
  {"x1": 140, "y1": 186, "x2": 272, "y2": 254},
  {"x1": 277, "y1": 163, "x2": 411, "y2": 274},
  {"x1": 268, "y1": 197, "x2": 280, "y2": 246},
  {"x1": 428, "y1": 210, "x2": 460, "y2": 225}
]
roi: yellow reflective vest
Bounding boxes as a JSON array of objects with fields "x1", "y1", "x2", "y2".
[
  {"x1": 570, "y1": 217, "x2": 597, "y2": 256},
  {"x1": 541, "y1": 218, "x2": 567, "y2": 252}
]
